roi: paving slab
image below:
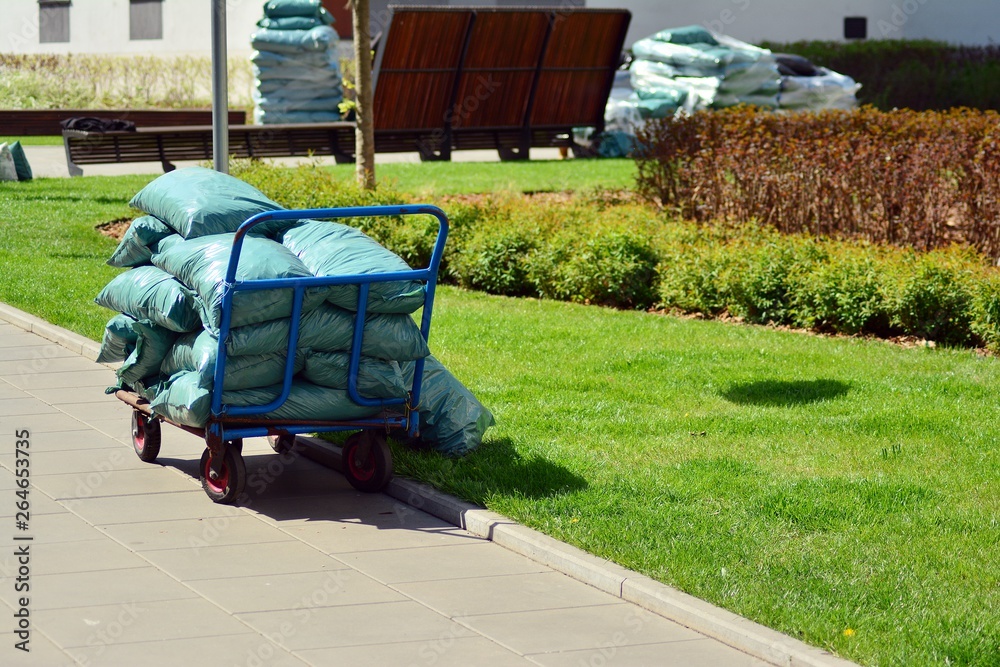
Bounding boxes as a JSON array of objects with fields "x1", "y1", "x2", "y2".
[{"x1": 0, "y1": 306, "x2": 856, "y2": 667}]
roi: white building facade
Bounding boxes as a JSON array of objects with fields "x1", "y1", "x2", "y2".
[{"x1": 1, "y1": 0, "x2": 995, "y2": 57}]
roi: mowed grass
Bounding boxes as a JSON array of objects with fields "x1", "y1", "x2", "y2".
[{"x1": 2, "y1": 170, "x2": 999, "y2": 666}]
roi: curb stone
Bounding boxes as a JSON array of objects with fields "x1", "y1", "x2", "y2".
[{"x1": 0, "y1": 302, "x2": 859, "y2": 667}]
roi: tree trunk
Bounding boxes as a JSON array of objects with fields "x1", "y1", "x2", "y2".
[{"x1": 351, "y1": 0, "x2": 375, "y2": 189}]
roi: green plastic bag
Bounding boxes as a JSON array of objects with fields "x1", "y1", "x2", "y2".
[
  {"x1": 302, "y1": 352, "x2": 408, "y2": 398},
  {"x1": 150, "y1": 372, "x2": 380, "y2": 427},
  {"x1": 251, "y1": 26, "x2": 337, "y2": 55},
  {"x1": 263, "y1": 0, "x2": 323, "y2": 18},
  {"x1": 129, "y1": 167, "x2": 289, "y2": 240},
  {"x1": 94, "y1": 266, "x2": 201, "y2": 332},
  {"x1": 400, "y1": 355, "x2": 494, "y2": 457},
  {"x1": 97, "y1": 313, "x2": 139, "y2": 363},
  {"x1": 226, "y1": 303, "x2": 429, "y2": 361},
  {"x1": 117, "y1": 320, "x2": 178, "y2": 388},
  {"x1": 281, "y1": 220, "x2": 425, "y2": 314},
  {"x1": 8, "y1": 141, "x2": 32, "y2": 181},
  {"x1": 161, "y1": 330, "x2": 302, "y2": 391},
  {"x1": 152, "y1": 233, "x2": 329, "y2": 331},
  {"x1": 107, "y1": 216, "x2": 179, "y2": 268}
]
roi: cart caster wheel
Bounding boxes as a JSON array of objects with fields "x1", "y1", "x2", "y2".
[
  {"x1": 267, "y1": 433, "x2": 296, "y2": 454},
  {"x1": 199, "y1": 446, "x2": 246, "y2": 504},
  {"x1": 131, "y1": 410, "x2": 161, "y2": 462},
  {"x1": 342, "y1": 431, "x2": 393, "y2": 493}
]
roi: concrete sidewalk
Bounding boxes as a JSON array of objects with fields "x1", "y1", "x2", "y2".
[
  {"x1": 0, "y1": 310, "x2": 853, "y2": 667},
  {"x1": 21, "y1": 144, "x2": 566, "y2": 179}
]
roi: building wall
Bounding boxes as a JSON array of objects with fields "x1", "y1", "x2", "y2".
[
  {"x1": 2, "y1": 0, "x2": 264, "y2": 56},
  {"x1": 587, "y1": 0, "x2": 995, "y2": 47},
  {"x1": 0, "y1": 0, "x2": 994, "y2": 57}
]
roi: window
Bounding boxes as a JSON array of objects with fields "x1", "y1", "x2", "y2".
[
  {"x1": 130, "y1": 0, "x2": 163, "y2": 41},
  {"x1": 38, "y1": 0, "x2": 70, "y2": 44},
  {"x1": 844, "y1": 17, "x2": 867, "y2": 40}
]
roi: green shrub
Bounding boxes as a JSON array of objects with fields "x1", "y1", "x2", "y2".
[
  {"x1": 792, "y1": 244, "x2": 891, "y2": 336},
  {"x1": 971, "y1": 273, "x2": 1000, "y2": 352},
  {"x1": 727, "y1": 236, "x2": 824, "y2": 325},
  {"x1": 656, "y1": 227, "x2": 736, "y2": 315},
  {"x1": 890, "y1": 250, "x2": 977, "y2": 346},
  {"x1": 528, "y1": 228, "x2": 659, "y2": 309},
  {"x1": 450, "y1": 227, "x2": 540, "y2": 297}
]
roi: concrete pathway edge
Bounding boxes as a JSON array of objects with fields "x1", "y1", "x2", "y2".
[{"x1": 0, "y1": 301, "x2": 858, "y2": 667}]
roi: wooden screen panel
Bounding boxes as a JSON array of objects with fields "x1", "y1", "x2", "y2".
[
  {"x1": 462, "y1": 11, "x2": 548, "y2": 69},
  {"x1": 451, "y1": 71, "x2": 534, "y2": 129},
  {"x1": 531, "y1": 71, "x2": 611, "y2": 126},
  {"x1": 453, "y1": 11, "x2": 549, "y2": 129},
  {"x1": 378, "y1": 10, "x2": 470, "y2": 70},
  {"x1": 541, "y1": 11, "x2": 630, "y2": 69},
  {"x1": 374, "y1": 10, "x2": 472, "y2": 130},
  {"x1": 374, "y1": 72, "x2": 458, "y2": 130},
  {"x1": 531, "y1": 10, "x2": 630, "y2": 126}
]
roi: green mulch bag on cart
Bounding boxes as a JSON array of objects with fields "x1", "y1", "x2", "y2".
[
  {"x1": 301, "y1": 351, "x2": 408, "y2": 398},
  {"x1": 281, "y1": 220, "x2": 425, "y2": 314},
  {"x1": 161, "y1": 330, "x2": 302, "y2": 391},
  {"x1": 128, "y1": 167, "x2": 290, "y2": 239},
  {"x1": 94, "y1": 266, "x2": 201, "y2": 333},
  {"x1": 107, "y1": 216, "x2": 178, "y2": 268},
  {"x1": 150, "y1": 372, "x2": 381, "y2": 428},
  {"x1": 151, "y1": 233, "x2": 329, "y2": 331},
  {"x1": 97, "y1": 313, "x2": 139, "y2": 363},
  {"x1": 225, "y1": 302, "x2": 429, "y2": 361},
  {"x1": 263, "y1": 0, "x2": 323, "y2": 18},
  {"x1": 400, "y1": 355, "x2": 494, "y2": 457},
  {"x1": 116, "y1": 320, "x2": 178, "y2": 389}
]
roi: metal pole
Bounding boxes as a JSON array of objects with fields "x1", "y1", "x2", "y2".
[{"x1": 211, "y1": 0, "x2": 229, "y2": 174}]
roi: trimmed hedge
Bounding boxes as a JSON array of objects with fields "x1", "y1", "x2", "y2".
[
  {"x1": 635, "y1": 107, "x2": 1000, "y2": 260},
  {"x1": 232, "y1": 160, "x2": 1000, "y2": 352},
  {"x1": 760, "y1": 39, "x2": 1000, "y2": 111}
]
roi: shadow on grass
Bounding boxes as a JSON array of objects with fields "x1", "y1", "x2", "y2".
[
  {"x1": 396, "y1": 436, "x2": 589, "y2": 502},
  {"x1": 721, "y1": 379, "x2": 850, "y2": 406}
]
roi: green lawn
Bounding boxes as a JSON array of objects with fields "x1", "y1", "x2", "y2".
[
  {"x1": 1, "y1": 170, "x2": 998, "y2": 667},
  {"x1": 0, "y1": 135, "x2": 64, "y2": 146},
  {"x1": 326, "y1": 157, "x2": 636, "y2": 196}
]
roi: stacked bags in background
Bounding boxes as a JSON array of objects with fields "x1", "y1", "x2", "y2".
[
  {"x1": 95, "y1": 167, "x2": 492, "y2": 456},
  {"x1": 251, "y1": 0, "x2": 344, "y2": 124},
  {"x1": 580, "y1": 25, "x2": 859, "y2": 157}
]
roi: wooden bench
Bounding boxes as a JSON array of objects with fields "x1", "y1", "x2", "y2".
[
  {"x1": 63, "y1": 122, "x2": 355, "y2": 176},
  {"x1": 1, "y1": 109, "x2": 244, "y2": 136}
]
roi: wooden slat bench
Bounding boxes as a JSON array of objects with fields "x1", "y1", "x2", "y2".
[
  {"x1": 1, "y1": 109, "x2": 245, "y2": 136},
  {"x1": 62, "y1": 122, "x2": 356, "y2": 176}
]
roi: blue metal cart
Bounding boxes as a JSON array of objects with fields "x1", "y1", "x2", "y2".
[{"x1": 115, "y1": 204, "x2": 449, "y2": 504}]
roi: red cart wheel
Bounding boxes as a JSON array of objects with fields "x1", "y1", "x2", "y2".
[
  {"x1": 267, "y1": 433, "x2": 296, "y2": 454},
  {"x1": 131, "y1": 410, "x2": 161, "y2": 462},
  {"x1": 199, "y1": 445, "x2": 246, "y2": 504},
  {"x1": 342, "y1": 431, "x2": 393, "y2": 493}
]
